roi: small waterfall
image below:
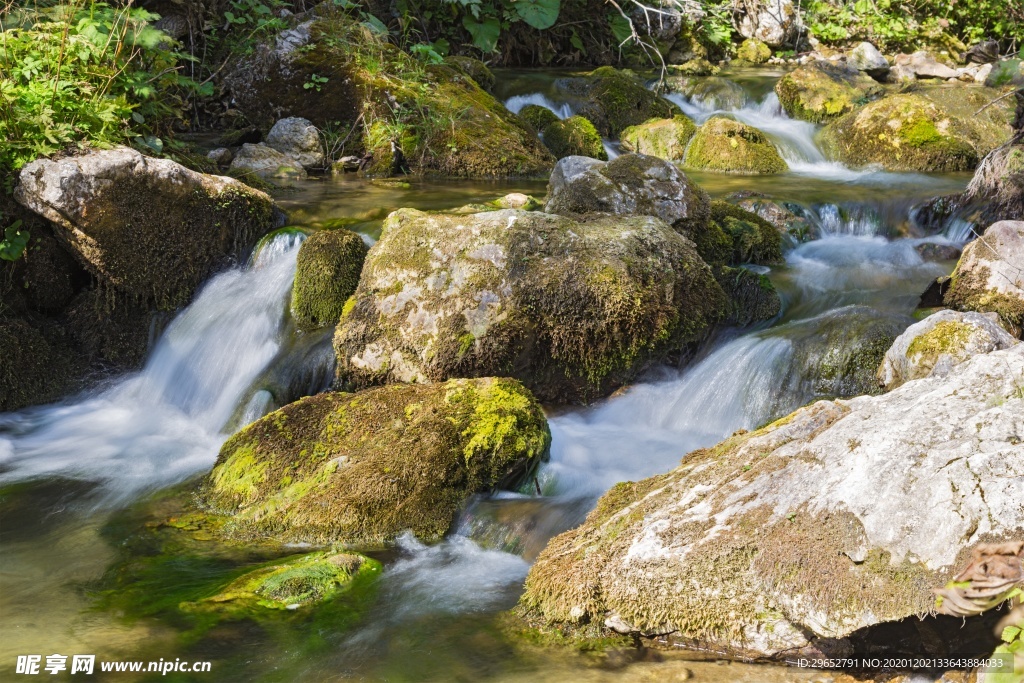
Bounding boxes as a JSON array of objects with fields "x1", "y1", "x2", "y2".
[
  {"x1": 0, "y1": 233, "x2": 304, "y2": 505},
  {"x1": 503, "y1": 93, "x2": 573, "y2": 119},
  {"x1": 810, "y1": 204, "x2": 885, "y2": 237},
  {"x1": 943, "y1": 217, "x2": 979, "y2": 243}
]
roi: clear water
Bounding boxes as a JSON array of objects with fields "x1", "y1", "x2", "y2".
[{"x1": 0, "y1": 67, "x2": 978, "y2": 681}]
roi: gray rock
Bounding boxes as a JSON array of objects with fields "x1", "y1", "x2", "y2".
[
  {"x1": 229, "y1": 143, "x2": 307, "y2": 179},
  {"x1": 206, "y1": 147, "x2": 233, "y2": 166},
  {"x1": 266, "y1": 116, "x2": 324, "y2": 169},
  {"x1": 944, "y1": 220, "x2": 1024, "y2": 336},
  {"x1": 895, "y1": 51, "x2": 960, "y2": 79},
  {"x1": 733, "y1": 0, "x2": 800, "y2": 48},
  {"x1": 877, "y1": 309, "x2": 1018, "y2": 390},
  {"x1": 965, "y1": 40, "x2": 999, "y2": 64},
  {"x1": 523, "y1": 343, "x2": 1024, "y2": 658},
  {"x1": 848, "y1": 41, "x2": 889, "y2": 78}
]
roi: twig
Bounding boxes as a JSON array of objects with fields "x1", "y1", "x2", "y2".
[{"x1": 975, "y1": 89, "x2": 1019, "y2": 116}]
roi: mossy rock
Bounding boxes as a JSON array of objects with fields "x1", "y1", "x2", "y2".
[
  {"x1": 943, "y1": 220, "x2": 1024, "y2": 336},
  {"x1": 663, "y1": 75, "x2": 746, "y2": 110},
  {"x1": 518, "y1": 105, "x2": 560, "y2": 133},
  {"x1": 709, "y1": 200, "x2": 784, "y2": 265},
  {"x1": 181, "y1": 551, "x2": 381, "y2": 615},
  {"x1": 667, "y1": 58, "x2": 720, "y2": 76},
  {"x1": 619, "y1": 116, "x2": 697, "y2": 160},
  {"x1": 291, "y1": 230, "x2": 369, "y2": 331},
  {"x1": 818, "y1": 93, "x2": 981, "y2": 172},
  {"x1": 334, "y1": 208, "x2": 727, "y2": 403},
  {"x1": 685, "y1": 116, "x2": 788, "y2": 175},
  {"x1": 201, "y1": 377, "x2": 550, "y2": 545},
  {"x1": 913, "y1": 85, "x2": 1015, "y2": 160},
  {"x1": 736, "y1": 38, "x2": 771, "y2": 64},
  {"x1": 444, "y1": 55, "x2": 495, "y2": 91},
  {"x1": 716, "y1": 266, "x2": 781, "y2": 326},
  {"x1": 564, "y1": 67, "x2": 681, "y2": 137},
  {"x1": 774, "y1": 61, "x2": 883, "y2": 124},
  {"x1": 542, "y1": 116, "x2": 607, "y2": 160}
]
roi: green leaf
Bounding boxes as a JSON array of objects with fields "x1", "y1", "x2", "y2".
[
  {"x1": 131, "y1": 111, "x2": 146, "y2": 124},
  {"x1": 608, "y1": 13, "x2": 633, "y2": 44},
  {"x1": 0, "y1": 221, "x2": 29, "y2": 262},
  {"x1": 513, "y1": 0, "x2": 560, "y2": 30},
  {"x1": 1003, "y1": 625, "x2": 1022, "y2": 643},
  {"x1": 570, "y1": 29, "x2": 585, "y2": 53},
  {"x1": 463, "y1": 15, "x2": 501, "y2": 52},
  {"x1": 360, "y1": 13, "x2": 389, "y2": 35}
]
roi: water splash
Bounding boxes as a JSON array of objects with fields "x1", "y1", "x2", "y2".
[
  {"x1": 0, "y1": 234, "x2": 304, "y2": 505},
  {"x1": 503, "y1": 93, "x2": 574, "y2": 119}
]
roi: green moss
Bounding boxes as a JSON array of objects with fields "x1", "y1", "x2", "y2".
[
  {"x1": 443, "y1": 55, "x2": 494, "y2": 91},
  {"x1": 542, "y1": 116, "x2": 607, "y2": 160},
  {"x1": 201, "y1": 378, "x2": 550, "y2": 546},
  {"x1": 906, "y1": 320, "x2": 974, "y2": 365},
  {"x1": 735, "y1": 38, "x2": 771, "y2": 64},
  {"x1": 519, "y1": 105, "x2": 560, "y2": 133},
  {"x1": 685, "y1": 117, "x2": 787, "y2": 175},
  {"x1": 774, "y1": 61, "x2": 880, "y2": 124},
  {"x1": 618, "y1": 115, "x2": 697, "y2": 160},
  {"x1": 290, "y1": 229, "x2": 369, "y2": 331},
  {"x1": 709, "y1": 200, "x2": 784, "y2": 265},
  {"x1": 945, "y1": 264, "x2": 1024, "y2": 334},
  {"x1": 716, "y1": 266, "x2": 781, "y2": 326},
  {"x1": 573, "y1": 67, "x2": 681, "y2": 136}
]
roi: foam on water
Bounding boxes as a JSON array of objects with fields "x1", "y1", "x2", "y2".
[{"x1": 503, "y1": 93, "x2": 574, "y2": 119}]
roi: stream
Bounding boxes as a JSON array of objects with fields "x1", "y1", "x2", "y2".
[{"x1": 0, "y1": 67, "x2": 976, "y2": 681}]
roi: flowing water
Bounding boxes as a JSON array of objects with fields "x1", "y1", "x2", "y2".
[{"x1": 0, "y1": 67, "x2": 978, "y2": 681}]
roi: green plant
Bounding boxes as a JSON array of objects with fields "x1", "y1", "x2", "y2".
[
  {"x1": 0, "y1": 219, "x2": 28, "y2": 262},
  {"x1": 304, "y1": 73, "x2": 330, "y2": 92}
]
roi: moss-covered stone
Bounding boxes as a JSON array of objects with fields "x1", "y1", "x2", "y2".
[
  {"x1": 736, "y1": 38, "x2": 771, "y2": 64},
  {"x1": 518, "y1": 105, "x2": 560, "y2": 133},
  {"x1": 619, "y1": 116, "x2": 697, "y2": 160},
  {"x1": 290, "y1": 230, "x2": 369, "y2": 331},
  {"x1": 564, "y1": 67, "x2": 681, "y2": 137},
  {"x1": 944, "y1": 221, "x2": 1024, "y2": 336},
  {"x1": 444, "y1": 55, "x2": 495, "y2": 91},
  {"x1": 542, "y1": 116, "x2": 607, "y2": 160},
  {"x1": 334, "y1": 208, "x2": 727, "y2": 403},
  {"x1": 685, "y1": 116, "x2": 788, "y2": 175},
  {"x1": 201, "y1": 377, "x2": 550, "y2": 546},
  {"x1": 716, "y1": 266, "x2": 781, "y2": 326},
  {"x1": 663, "y1": 75, "x2": 746, "y2": 110},
  {"x1": 667, "y1": 58, "x2": 720, "y2": 76},
  {"x1": 774, "y1": 61, "x2": 882, "y2": 124},
  {"x1": 708, "y1": 200, "x2": 784, "y2": 265}
]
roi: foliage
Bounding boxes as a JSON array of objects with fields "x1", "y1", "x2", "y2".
[
  {"x1": 0, "y1": 1, "x2": 208, "y2": 177},
  {"x1": 0, "y1": 219, "x2": 29, "y2": 262}
]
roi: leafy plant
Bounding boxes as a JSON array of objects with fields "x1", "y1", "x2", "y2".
[
  {"x1": 0, "y1": 219, "x2": 29, "y2": 262},
  {"x1": 304, "y1": 73, "x2": 330, "y2": 91}
]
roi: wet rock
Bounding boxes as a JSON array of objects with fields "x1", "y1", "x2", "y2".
[
  {"x1": 685, "y1": 116, "x2": 788, "y2": 174},
  {"x1": 965, "y1": 40, "x2": 1000, "y2": 65},
  {"x1": 717, "y1": 266, "x2": 781, "y2": 325},
  {"x1": 561, "y1": 67, "x2": 680, "y2": 137},
  {"x1": 290, "y1": 229, "x2": 369, "y2": 331},
  {"x1": 0, "y1": 316, "x2": 84, "y2": 412},
  {"x1": 662, "y1": 75, "x2": 747, "y2": 110},
  {"x1": 848, "y1": 42, "x2": 889, "y2": 78},
  {"x1": 894, "y1": 51, "x2": 960, "y2": 80},
  {"x1": 444, "y1": 55, "x2": 494, "y2": 91},
  {"x1": 667, "y1": 58, "x2": 719, "y2": 76},
  {"x1": 230, "y1": 143, "x2": 308, "y2": 179},
  {"x1": 774, "y1": 61, "x2": 883, "y2": 123},
  {"x1": 207, "y1": 147, "x2": 233, "y2": 166},
  {"x1": 521, "y1": 343, "x2": 1024, "y2": 658},
  {"x1": 735, "y1": 197, "x2": 813, "y2": 241},
  {"x1": 733, "y1": 0, "x2": 800, "y2": 48},
  {"x1": 519, "y1": 104, "x2": 560, "y2": 133},
  {"x1": 546, "y1": 154, "x2": 711, "y2": 237},
  {"x1": 202, "y1": 378, "x2": 550, "y2": 545},
  {"x1": 914, "y1": 242, "x2": 962, "y2": 262},
  {"x1": 736, "y1": 38, "x2": 771, "y2": 64},
  {"x1": 877, "y1": 309, "x2": 1018, "y2": 390},
  {"x1": 15, "y1": 147, "x2": 278, "y2": 309},
  {"x1": 944, "y1": 220, "x2": 1024, "y2": 336},
  {"x1": 542, "y1": 116, "x2": 607, "y2": 160},
  {"x1": 918, "y1": 276, "x2": 951, "y2": 308},
  {"x1": 705, "y1": 200, "x2": 784, "y2": 266},
  {"x1": 619, "y1": 115, "x2": 698, "y2": 160},
  {"x1": 333, "y1": 207, "x2": 726, "y2": 403},
  {"x1": 266, "y1": 117, "x2": 324, "y2": 170}
]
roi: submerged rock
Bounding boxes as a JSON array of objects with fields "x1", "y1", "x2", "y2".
[
  {"x1": 333, "y1": 206, "x2": 726, "y2": 403},
  {"x1": 522, "y1": 343, "x2": 1024, "y2": 658},
  {"x1": 619, "y1": 116, "x2": 698, "y2": 161},
  {"x1": 774, "y1": 61, "x2": 882, "y2": 124},
  {"x1": 265, "y1": 117, "x2": 324, "y2": 170},
  {"x1": 542, "y1": 116, "x2": 607, "y2": 160},
  {"x1": 944, "y1": 220, "x2": 1024, "y2": 336},
  {"x1": 290, "y1": 229, "x2": 369, "y2": 331},
  {"x1": 685, "y1": 116, "x2": 788, "y2": 175},
  {"x1": 15, "y1": 147, "x2": 278, "y2": 309},
  {"x1": 230, "y1": 142, "x2": 308, "y2": 179},
  {"x1": 561, "y1": 67, "x2": 680, "y2": 137},
  {"x1": 202, "y1": 378, "x2": 549, "y2": 546},
  {"x1": 545, "y1": 154, "x2": 711, "y2": 237},
  {"x1": 877, "y1": 309, "x2": 1018, "y2": 390}
]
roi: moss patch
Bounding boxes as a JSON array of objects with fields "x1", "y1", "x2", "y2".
[
  {"x1": 519, "y1": 105, "x2": 560, "y2": 133},
  {"x1": 736, "y1": 38, "x2": 771, "y2": 64},
  {"x1": 569, "y1": 67, "x2": 681, "y2": 137},
  {"x1": 291, "y1": 229, "x2": 369, "y2": 331},
  {"x1": 774, "y1": 61, "x2": 881, "y2": 124},
  {"x1": 685, "y1": 116, "x2": 787, "y2": 175},
  {"x1": 619, "y1": 116, "x2": 697, "y2": 160},
  {"x1": 542, "y1": 116, "x2": 607, "y2": 160}
]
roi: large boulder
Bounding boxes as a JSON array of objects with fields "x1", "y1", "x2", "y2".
[
  {"x1": 560, "y1": 67, "x2": 681, "y2": 137},
  {"x1": 877, "y1": 309, "x2": 1018, "y2": 390},
  {"x1": 333, "y1": 207, "x2": 727, "y2": 404},
  {"x1": 545, "y1": 154, "x2": 711, "y2": 238},
  {"x1": 619, "y1": 116, "x2": 698, "y2": 161},
  {"x1": 290, "y1": 229, "x2": 369, "y2": 331},
  {"x1": 522, "y1": 343, "x2": 1024, "y2": 658},
  {"x1": 774, "y1": 61, "x2": 882, "y2": 124},
  {"x1": 663, "y1": 75, "x2": 746, "y2": 110},
  {"x1": 265, "y1": 117, "x2": 324, "y2": 169},
  {"x1": 542, "y1": 116, "x2": 607, "y2": 160},
  {"x1": 201, "y1": 378, "x2": 550, "y2": 546},
  {"x1": 733, "y1": 0, "x2": 800, "y2": 48},
  {"x1": 944, "y1": 220, "x2": 1024, "y2": 336},
  {"x1": 444, "y1": 55, "x2": 494, "y2": 91},
  {"x1": 15, "y1": 147, "x2": 278, "y2": 309},
  {"x1": 519, "y1": 105, "x2": 560, "y2": 133},
  {"x1": 685, "y1": 116, "x2": 788, "y2": 174}
]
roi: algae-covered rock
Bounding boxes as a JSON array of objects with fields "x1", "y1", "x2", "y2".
[
  {"x1": 202, "y1": 378, "x2": 550, "y2": 545},
  {"x1": 562, "y1": 67, "x2": 680, "y2": 137},
  {"x1": 944, "y1": 220, "x2": 1024, "y2": 336},
  {"x1": 290, "y1": 230, "x2": 369, "y2": 331},
  {"x1": 663, "y1": 75, "x2": 746, "y2": 111},
  {"x1": 736, "y1": 38, "x2": 771, "y2": 64},
  {"x1": 667, "y1": 58, "x2": 719, "y2": 76},
  {"x1": 619, "y1": 116, "x2": 697, "y2": 160},
  {"x1": 685, "y1": 116, "x2": 788, "y2": 174},
  {"x1": 444, "y1": 55, "x2": 495, "y2": 91},
  {"x1": 735, "y1": 196, "x2": 813, "y2": 240},
  {"x1": 522, "y1": 343, "x2": 1024, "y2": 658},
  {"x1": 542, "y1": 116, "x2": 607, "y2": 160},
  {"x1": 709, "y1": 200, "x2": 784, "y2": 265},
  {"x1": 15, "y1": 147, "x2": 279, "y2": 310},
  {"x1": 774, "y1": 61, "x2": 882, "y2": 123},
  {"x1": 717, "y1": 266, "x2": 781, "y2": 325},
  {"x1": 183, "y1": 551, "x2": 380, "y2": 614},
  {"x1": 545, "y1": 154, "x2": 711, "y2": 238},
  {"x1": 333, "y1": 207, "x2": 726, "y2": 403},
  {"x1": 877, "y1": 309, "x2": 1018, "y2": 390},
  {"x1": 518, "y1": 105, "x2": 560, "y2": 133},
  {"x1": 819, "y1": 94, "x2": 979, "y2": 172}
]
